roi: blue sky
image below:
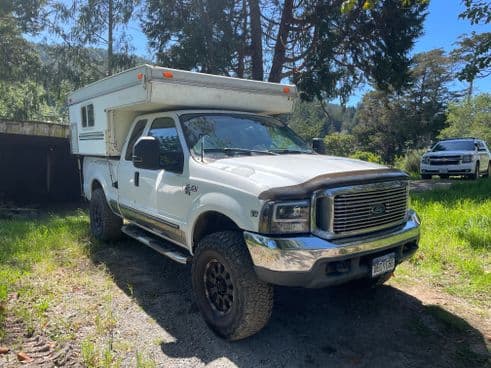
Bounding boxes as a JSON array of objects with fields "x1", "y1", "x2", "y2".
[{"x1": 31, "y1": 0, "x2": 490, "y2": 104}]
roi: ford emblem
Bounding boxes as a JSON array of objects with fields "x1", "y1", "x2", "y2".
[{"x1": 370, "y1": 203, "x2": 386, "y2": 216}]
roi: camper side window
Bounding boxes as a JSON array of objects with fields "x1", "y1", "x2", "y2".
[
  {"x1": 80, "y1": 104, "x2": 94, "y2": 128},
  {"x1": 87, "y1": 104, "x2": 94, "y2": 127},
  {"x1": 81, "y1": 106, "x2": 87, "y2": 127}
]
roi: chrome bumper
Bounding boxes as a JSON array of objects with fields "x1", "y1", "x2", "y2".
[{"x1": 244, "y1": 210, "x2": 420, "y2": 273}]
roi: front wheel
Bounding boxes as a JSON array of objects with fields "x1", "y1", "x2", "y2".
[
  {"x1": 192, "y1": 231, "x2": 274, "y2": 341},
  {"x1": 421, "y1": 174, "x2": 431, "y2": 180}
]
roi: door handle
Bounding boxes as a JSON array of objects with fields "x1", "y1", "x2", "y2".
[{"x1": 134, "y1": 172, "x2": 140, "y2": 187}]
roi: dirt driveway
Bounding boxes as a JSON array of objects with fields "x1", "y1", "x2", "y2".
[{"x1": 82, "y1": 238, "x2": 489, "y2": 368}]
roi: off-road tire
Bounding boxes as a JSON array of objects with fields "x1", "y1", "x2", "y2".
[
  {"x1": 350, "y1": 272, "x2": 393, "y2": 289},
  {"x1": 89, "y1": 188, "x2": 122, "y2": 241},
  {"x1": 421, "y1": 174, "x2": 431, "y2": 180},
  {"x1": 192, "y1": 231, "x2": 274, "y2": 341}
]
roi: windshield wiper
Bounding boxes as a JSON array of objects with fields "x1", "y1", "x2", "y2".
[
  {"x1": 268, "y1": 149, "x2": 313, "y2": 154},
  {"x1": 204, "y1": 148, "x2": 278, "y2": 156}
]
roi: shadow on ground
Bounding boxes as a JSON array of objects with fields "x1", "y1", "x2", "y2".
[{"x1": 90, "y1": 237, "x2": 490, "y2": 368}]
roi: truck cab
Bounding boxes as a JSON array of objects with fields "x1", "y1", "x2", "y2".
[{"x1": 70, "y1": 65, "x2": 420, "y2": 341}]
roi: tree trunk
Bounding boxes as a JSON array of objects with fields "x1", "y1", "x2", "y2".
[
  {"x1": 268, "y1": 0, "x2": 294, "y2": 83},
  {"x1": 107, "y1": 0, "x2": 113, "y2": 76},
  {"x1": 467, "y1": 79, "x2": 473, "y2": 101},
  {"x1": 248, "y1": 0, "x2": 263, "y2": 80},
  {"x1": 236, "y1": 0, "x2": 248, "y2": 78}
]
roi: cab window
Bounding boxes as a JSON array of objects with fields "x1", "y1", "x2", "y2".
[
  {"x1": 125, "y1": 119, "x2": 147, "y2": 161},
  {"x1": 148, "y1": 117, "x2": 184, "y2": 173}
]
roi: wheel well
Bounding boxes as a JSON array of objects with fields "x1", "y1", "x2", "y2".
[
  {"x1": 192, "y1": 211, "x2": 240, "y2": 251},
  {"x1": 92, "y1": 180, "x2": 102, "y2": 192}
]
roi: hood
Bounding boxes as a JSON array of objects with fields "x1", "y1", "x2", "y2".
[{"x1": 206, "y1": 154, "x2": 387, "y2": 190}]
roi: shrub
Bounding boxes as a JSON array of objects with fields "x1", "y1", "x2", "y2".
[
  {"x1": 394, "y1": 149, "x2": 425, "y2": 176},
  {"x1": 349, "y1": 150, "x2": 383, "y2": 164},
  {"x1": 323, "y1": 133, "x2": 356, "y2": 156}
]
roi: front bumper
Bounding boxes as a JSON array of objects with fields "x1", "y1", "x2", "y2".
[
  {"x1": 244, "y1": 210, "x2": 420, "y2": 288},
  {"x1": 420, "y1": 162, "x2": 474, "y2": 175}
]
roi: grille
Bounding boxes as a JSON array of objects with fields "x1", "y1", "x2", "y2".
[
  {"x1": 315, "y1": 181, "x2": 408, "y2": 238},
  {"x1": 429, "y1": 156, "x2": 461, "y2": 165}
]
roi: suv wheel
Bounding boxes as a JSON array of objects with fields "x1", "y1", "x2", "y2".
[
  {"x1": 439, "y1": 174, "x2": 449, "y2": 179},
  {"x1": 484, "y1": 163, "x2": 490, "y2": 178},
  {"x1": 472, "y1": 162, "x2": 480, "y2": 180},
  {"x1": 421, "y1": 174, "x2": 431, "y2": 180},
  {"x1": 192, "y1": 231, "x2": 273, "y2": 341},
  {"x1": 89, "y1": 188, "x2": 123, "y2": 241}
]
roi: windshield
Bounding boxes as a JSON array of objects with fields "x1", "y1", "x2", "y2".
[
  {"x1": 432, "y1": 141, "x2": 476, "y2": 152},
  {"x1": 180, "y1": 113, "x2": 311, "y2": 160}
]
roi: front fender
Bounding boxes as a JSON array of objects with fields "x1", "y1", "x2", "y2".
[{"x1": 185, "y1": 191, "x2": 261, "y2": 247}]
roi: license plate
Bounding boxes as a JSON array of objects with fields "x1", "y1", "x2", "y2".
[{"x1": 371, "y1": 253, "x2": 395, "y2": 277}]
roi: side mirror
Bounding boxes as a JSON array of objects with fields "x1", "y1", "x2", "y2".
[
  {"x1": 133, "y1": 136, "x2": 160, "y2": 170},
  {"x1": 312, "y1": 138, "x2": 326, "y2": 154}
]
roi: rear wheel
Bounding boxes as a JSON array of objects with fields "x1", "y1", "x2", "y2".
[
  {"x1": 484, "y1": 163, "x2": 490, "y2": 178},
  {"x1": 89, "y1": 188, "x2": 122, "y2": 241},
  {"x1": 192, "y1": 231, "x2": 274, "y2": 341}
]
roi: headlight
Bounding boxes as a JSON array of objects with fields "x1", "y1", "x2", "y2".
[
  {"x1": 259, "y1": 200, "x2": 310, "y2": 234},
  {"x1": 462, "y1": 154, "x2": 473, "y2": 163},
  {"x1": 421, "y1": 156, "x2": 430, "y2": 164}
]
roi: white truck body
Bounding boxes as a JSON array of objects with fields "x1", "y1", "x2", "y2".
[{"x1": 70, "y1": 66, "x2": 420, "y2": 340}]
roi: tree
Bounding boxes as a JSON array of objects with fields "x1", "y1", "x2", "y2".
[
  {"x1": 144, "y1": 0, "x2": 241, "y2": 75},
  {"x1": 143, "y1": 0, "x2": 428, "y2": 104},
  {"x1": 51, "y1": 0, "x2": 141, "y2": 75},
  {"x1": 353, "y1": 49, "x2": 453, "y2": 163},
  {"x1": 439, "y1": 94, "x2": 491, "y2": 144},
  {"x1": 452, "y1": 32, "x2": 491, "y2": 99},
  {"x1": 288, "y1": 101, "x2": 356, "y2": 141},
  {"x1": 453, "y1": 0, "x2": 491, "y2": 98}
]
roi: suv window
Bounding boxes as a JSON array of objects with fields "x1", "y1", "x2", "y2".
[
  {"x1": 148, "y1": 117, "x2": 184, "y2": 173},
  {"x1": 478, "y1": 141, "x2": 487, "y2": 152},
  {"x1": 432, "y1": 140, "x2": 475, "y2": 152},
  {"x1": 125, "y1": 119, "x2": 147, "y2": 161}
]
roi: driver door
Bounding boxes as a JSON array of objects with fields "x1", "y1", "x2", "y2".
[{"x1": 135, "y1": 115, "x2": 190, "y2": 245}]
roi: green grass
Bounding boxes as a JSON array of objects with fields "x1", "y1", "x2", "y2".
[
  {"x1": 401, "y1": 178, "x2": 491, "y2": 305},
  {"x1": 0, "y1": 210, "x2": 90, "y2": 338}
]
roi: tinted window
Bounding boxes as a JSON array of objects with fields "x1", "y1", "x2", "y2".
[
  {"x1": 125, "y1": 119, "x2": 147, "y2": 161},
  {"x1": 181, "y1": 113, "x2": 310, "y2": 160},
  {"x1": 432, "y1": 141, "x2": 475, "y2": 152},
  {"x1": 87, "y1": 104, "x2": 95, "y2": 127},
  {"x1": 478, "y1": 142, "x2": 487, "y2": 151},
  {"x1": 81, "y1": 106, "x2": 87, "y2": 127},
  {"x1": 148, "y1": 118, "x2": 183, "y2": 172}
]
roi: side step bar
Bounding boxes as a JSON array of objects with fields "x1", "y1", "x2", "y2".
[{"x1": 122, "y1": 224, "x2": 191, "y2": 264}]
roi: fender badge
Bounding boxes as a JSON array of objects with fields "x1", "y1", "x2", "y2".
[{"x1": 184, "y1": 184, "x2": 198, "y2": 196}]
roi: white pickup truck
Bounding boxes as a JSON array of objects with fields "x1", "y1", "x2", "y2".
[{"x1": 69, "y1": 65, "x2": 420, "y2": 340}]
